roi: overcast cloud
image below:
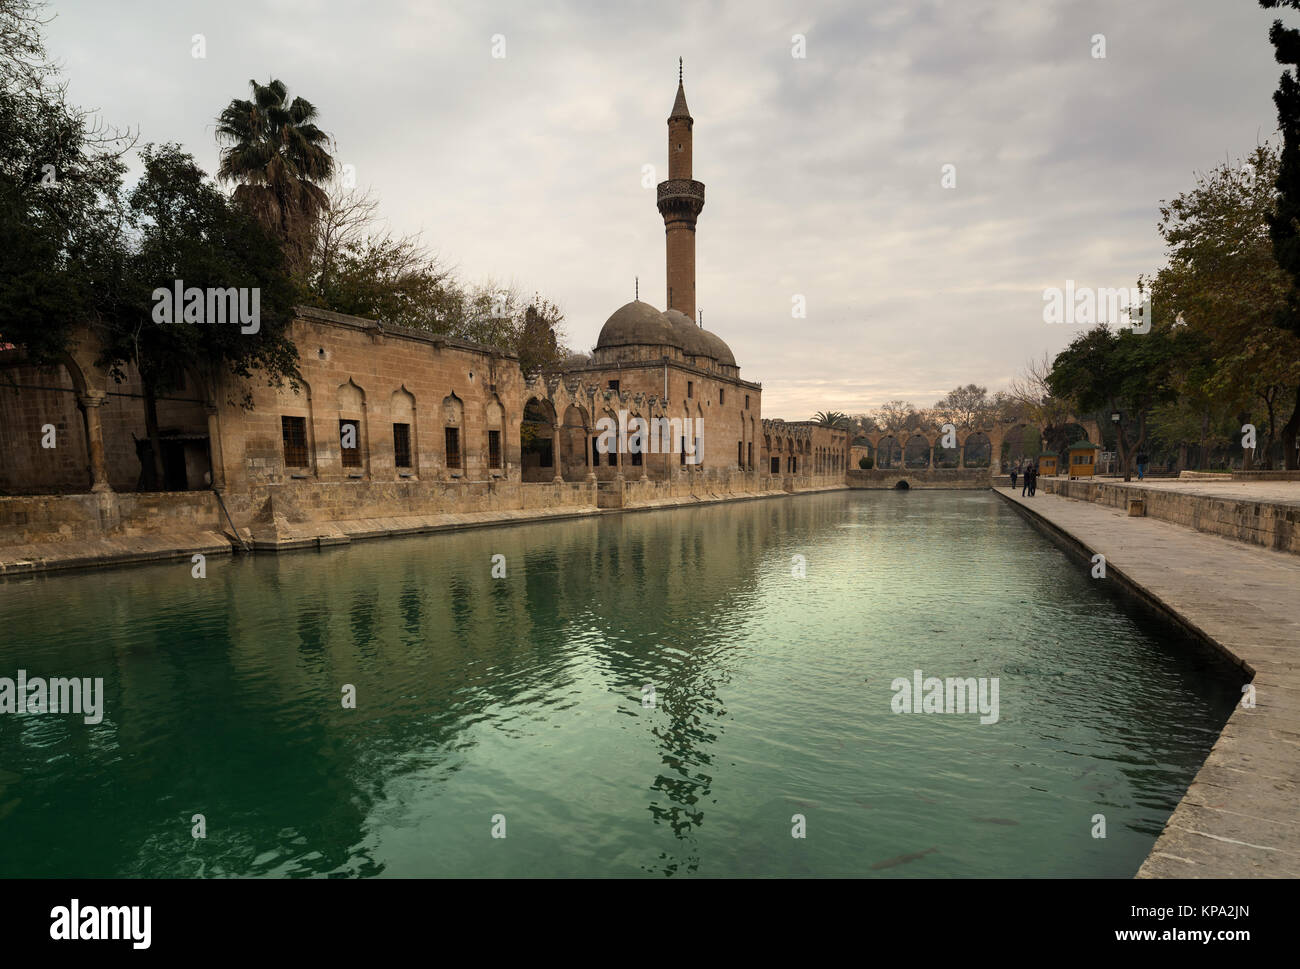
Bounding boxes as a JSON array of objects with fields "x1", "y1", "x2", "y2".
[{"x1": 42, "y1": 0, "x2": 1285, "y2": 418}]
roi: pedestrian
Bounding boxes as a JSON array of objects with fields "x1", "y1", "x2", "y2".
[
  {"x1": 1009, "y1": 467, "x2": 1018, "y2": 490},
  {"x1": 1136, "y1": 450, "x2": 1149, "y2": 480},
  {"x1": 1021, "y1": 464, "x2": 1031, "y2": 497},
  {"x1": 1027, "y1": 464, "x2": 1037, "y2": 496}
]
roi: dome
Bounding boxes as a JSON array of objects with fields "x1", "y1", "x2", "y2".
[
  {"x1": 559, "y1": 352, "x2": 593, "y2": 369},
  {"x1": 595, "y1": 301, "x2": 677, "y2": 350},
  {"x1": 699, "y1": 328, "x2": 736, "y2": 367},
  {"x1": 664, "y1": 309, "x2": 712, "y2": 358}
]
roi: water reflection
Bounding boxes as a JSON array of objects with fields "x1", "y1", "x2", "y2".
[{"x1": 0, "y1": 492, "x2": 1236, "y2": 877}]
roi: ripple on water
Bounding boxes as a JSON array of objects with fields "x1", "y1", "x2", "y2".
[{"x1": 0, "y1": 491, "x2": 1236, "y2": 877}]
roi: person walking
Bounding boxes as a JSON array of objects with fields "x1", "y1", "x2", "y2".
[
  {"x1": 1021, "y1": 464, "x2": 1031, "y2": 497},
  {"x1": 1009, "y1": 467, "x2": 1018, "y2": 490},
  {"x1": 1026, "y1": 463, "x2": 1037, "y2": 496},
  {"x1": 1136, "y1": 450, "x2": 1149, "y2": 480}
]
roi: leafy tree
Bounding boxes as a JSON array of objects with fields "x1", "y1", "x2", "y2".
[
  {"x1": 932, "y1": 384, "x2": 991, "y2": 429},
  {"x1": 216, "y1": 78, "x2": 334, "y2": 278},
  {"x1": 812, "y1": 410, "x2": 849, "y2": 428},
  {"x1": 516, "y1": 299, "x2": 565, "y2": 376},
  {"x1": 1046, "y1": 325, "x2": 1186, "y2": 480},
  {"x1": 1150, "y1": 143, "x2": 1300, "y2": 467},
  {"x1": 872, "y1": 400, "x2": 919, "y2": 435},
  {"x1": 100, "y1": 145, "x2": 299, "y2": 487},
  {"x1": 0, "y1": 0, "x2": 131, "y2": 364},
  {"x1": 1261, "y1": 0, "x2": 1300, "y2": 337}
]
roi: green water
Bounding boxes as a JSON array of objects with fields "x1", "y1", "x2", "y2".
[{"x1": 0, "y1": 490, "x2": 1236, "y2": 877}]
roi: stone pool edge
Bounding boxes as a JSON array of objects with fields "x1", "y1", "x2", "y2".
[
  {"x1": 995, "y1": 486, "x2": 1300, "y2": 879},
  {"x1": 0, "y1": 484, "x2": 852, "y2": 578}
]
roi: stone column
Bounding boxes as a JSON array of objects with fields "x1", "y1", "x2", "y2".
[
  {"x1": 585, "y1": 431, "x2": 597, "y2": 482},
  {"x1": 78, "y1": 392, "x2": 112, "y2": 493},
  {"x1": 551, "y1": 423, "x2": 564, "y2": 483}
]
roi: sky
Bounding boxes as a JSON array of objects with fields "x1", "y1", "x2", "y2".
[{"x1": 42, "y1": 0, "x2": 1286, "y2": 419}]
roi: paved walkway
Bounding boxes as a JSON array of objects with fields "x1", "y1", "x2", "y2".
[
  {"x1": 996, "y1": 487, "x2": 1300, "y2": 877},
  {"x1": 1088, "y1": 476, "x2": 1300, "y2": 508}
]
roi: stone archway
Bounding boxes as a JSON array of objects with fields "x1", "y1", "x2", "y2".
[{"x1": 521, "y1": 397, "x2": 558, "y2": 482}]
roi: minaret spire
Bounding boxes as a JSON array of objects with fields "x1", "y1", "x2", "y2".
[{"x1": 657, "y1": 60, "x2": 704, "y2": 318}]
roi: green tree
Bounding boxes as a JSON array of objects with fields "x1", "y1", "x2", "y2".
[
  {"x1": 516, "y1": 299, "x2": 565, "y2": 376},
  {"x1": 1261, "y1": 0, "x2": 1300, "y2": 337},
  {"x1": 216, "y1": 78, "x2": 334, "y2": 278},
  {"x1": 1150, "y1": 143, "x2": 1300, "y2": 468},
  {"x1": 1046, "y1": 325, "x2": 1185, "y2": 480},
  {"x1": 812, "y1": 410, "x2": 849, "y2": 428},
  {"x1": 101, "y1": 145, "x2": 299, "y2": 487},
  {"x1": 0, "y1": 0, "x2": 131, "y2": 364}
]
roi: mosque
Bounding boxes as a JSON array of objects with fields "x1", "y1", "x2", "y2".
[
  {"x1": 0, "y1": 64, "x2": 851, "y2": 560},
  {"x1": 549, "y1": 62, "x2": 764, "y2": 476}
]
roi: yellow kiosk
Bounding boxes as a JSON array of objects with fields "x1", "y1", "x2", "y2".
[
  {"x1": 1038, "y1": 451, "x2": 1058, "y2": 476},
  {"x1": 1067, "y1": 441, "x2": 1099, "y2": 479}
]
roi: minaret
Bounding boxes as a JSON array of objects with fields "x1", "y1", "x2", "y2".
[{"x1": 657, "y1": 58, "x2": 705, "y2": 319}]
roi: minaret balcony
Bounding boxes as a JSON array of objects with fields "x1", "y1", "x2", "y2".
[{"x1": 656, "y1": 179, "x2": 705, "y2": 217}]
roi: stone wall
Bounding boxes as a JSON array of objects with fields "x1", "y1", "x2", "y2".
[
  {"x1": 846, "y1": 469, "x2": 991, "y2": 489},
  {"x1": 0, "y1": 491, "x2": 223, "y2": 545},
  {"x1": 1040, "y1": 478, "x2": 1300, "y2": 555},
  {"x1": 215, "y1": 308, "x2": 525, "y2": 491}
]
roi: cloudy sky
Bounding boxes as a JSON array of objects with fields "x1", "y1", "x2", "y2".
[{"x1": 44, "y1": 0, "x2": 1285, "y2": 418}]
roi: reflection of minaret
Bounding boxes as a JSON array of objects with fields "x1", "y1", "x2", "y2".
[{"x1": 657, "y1": 58, "x2": 705, "y2": 319}]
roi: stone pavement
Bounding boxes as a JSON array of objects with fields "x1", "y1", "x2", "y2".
[
  {"x1": 1091, "y1": 476, "x2": 1300, "y2": 508},
  {"x1": 996, "y1": 486, "x2": 1300, "y2": 878}
]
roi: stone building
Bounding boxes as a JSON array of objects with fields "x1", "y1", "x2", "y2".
[
  {"x1": 4, "y1": 65, "x2": 851, "y2": 562},
  {"x1": 546, "y1": 64, "x2": 763, "y2": 479},
  {"x1": 760, "y1": 420, "x2": 851, "y2": 477}
]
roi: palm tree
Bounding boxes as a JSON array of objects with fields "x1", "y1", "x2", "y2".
[
  {"x1": 216, "y1": 78, "x2": 334, "y2": 276},
  {"x1": 813, "y1": 410, "x2": 850, "y2": 429}
]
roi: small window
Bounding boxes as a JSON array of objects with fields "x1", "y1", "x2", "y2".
[
  {"x1": 339, "y1": 420, "x2": 362, "y2": 468},
  {"x1": 687, "y1": 381, "x2": 693, "y2": 398},
  {"x1": 608, "y1": 379, "x2": 620, "y2": 391},
  {"x1": 445, "y1": 427, "x2": 461, "y2": 469},
  {"x1": 745, "y1": 395, "x2": 750, "y2": 410},
  {"x1": 719, "y1": 388, "x2": 725, "y2": 405},
  {"x1": 488, "y1": 430, "x2": 501, "y2": 469},
  {"x1": 393, "y1": 423, "x2": 412, "y2": 469},
  {"x1": 282, "y1": 416, "x2": 308, "y2": 468}
]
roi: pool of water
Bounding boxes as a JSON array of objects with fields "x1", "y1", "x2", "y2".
[{"x1": 0, "y1": 490, "x2": 1237, "y2": 877}]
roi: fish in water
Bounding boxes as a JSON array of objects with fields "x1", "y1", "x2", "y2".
[
  {"x1": 973, "y1": 817, "x2": 1019, "y2": 825},
  {"x1": 871, "y1": 847, "x2": 937, "y2": 870}
]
